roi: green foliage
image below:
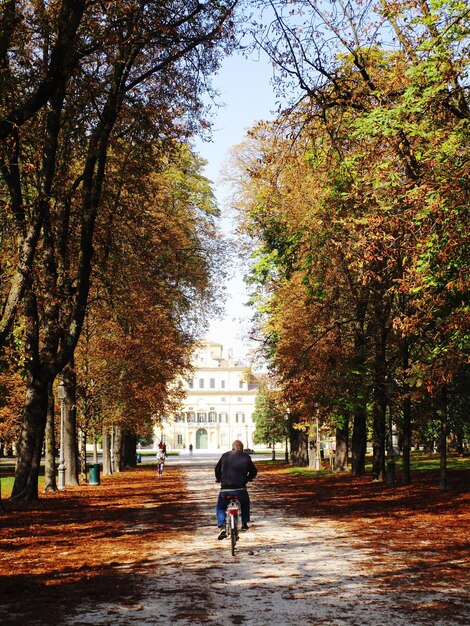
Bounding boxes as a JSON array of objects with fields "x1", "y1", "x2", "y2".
[
  {"x1": 233, "y1": 0, "x2": 469, "y2": 478},
  {"x1": 252, "y1": 384, "x2": 288, "y2": 446}
]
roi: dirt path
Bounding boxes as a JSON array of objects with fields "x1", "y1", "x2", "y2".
[{"x1": 52, "y1": 459, "x2": 468, "y2": 626}]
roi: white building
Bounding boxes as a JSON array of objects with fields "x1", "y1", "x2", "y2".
[{"x1": 158, "y1": 341, "x2": 260, "y2": 451}]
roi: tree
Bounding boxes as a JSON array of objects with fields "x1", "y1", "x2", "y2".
[
  {"x1": 71, "y1": 142, "x2": 224, "y2": 472},
  {"x1": 7, "y1": 1, "x2": 239, "y2": 502},
  {"x1": 0, "y1": 1, "x2": 88, "y2": 345},
  {"x1": 252, "y1": 382, "x2": 286, "y2": 453},
  {"x1": 231, "y1": 0, "x2": 469, "y2": 485}
]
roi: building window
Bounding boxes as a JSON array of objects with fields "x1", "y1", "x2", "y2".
[
  {"x1": 209, "y1": 411, "x2": 217, "y2": 423},
  {"x1": 219, "y1": 413, "x2": 228, "y2": 423},
  {"x1": 239, "y1": 380, "x2": 244, "y2": 389},
  {"x1": 236, "y1": 412, "x2": 245, "y2": 423},
  {"x1": 210, "y1": 378, "x2": 215, "y2": 389},
  {"x1": 188, "y1": 379, "x2": 194, "y2": 389},
  {"x1": 177, "y1": 434, "x2": 183, "y2": 445},
  {"x1": 221, "y1": 380, "x2": 226, "y2": 389},
  {"x1": 221, "y1": 397, "x2": 226, "y2": 402},
  {"x1": 199, "y1": 378, "x2": 204, "y2": 389},
  {"x1": 175, "y1": 414, "x2": 184, "y2": 422},
  {"x1": 237, "y1": 397, "x2": 242, "y2": 402},
  {"x1": 197, "y1": 412, "x2": 206, "y2": 423},
  {"x1": 187, "y1": 412, "x2": 195, "y2": 423}
]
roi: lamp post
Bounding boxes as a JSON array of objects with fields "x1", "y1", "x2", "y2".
[
  {"x1": 315, "y1": 415, "x2": 321, "y2": 471},
  {"x1": 110, "y1": 425, "x2": 115, "y2": 474},
  {"x1": 57, "y1": 380, "x2": 66, "y2": 490},
  {"x1": 285, "y1": 408, "x2": 290, "y2": 463},
  {"x1": 271, "y1": 416, "x2": 276, "y2": 461}
]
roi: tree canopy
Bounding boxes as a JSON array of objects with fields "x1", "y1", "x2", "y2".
[
  {"x1": 0, "y1": 0, "x2": 239, "y2": 500},
  {"x1": 231, "y1": 0, "x2": 469, "y2": 483}
]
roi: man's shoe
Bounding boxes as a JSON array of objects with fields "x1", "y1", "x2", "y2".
[
  {"x1": 241, "y1": 524, "x2": 249, "y2": 531},
  {"x1": 217, "y1": 528, "x2": 227, "y2": 540}
]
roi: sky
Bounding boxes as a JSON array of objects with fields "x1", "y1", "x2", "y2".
[{"x1": 195, "y1": 51, "x2": 279, "y2": 362}]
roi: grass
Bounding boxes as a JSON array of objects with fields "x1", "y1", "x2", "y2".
[
  {"x1": 285, "y1": 452, "x2": 470, "y2": 478},
  {"x1": 0, "y1": 455, "x2": 174, "y2": 499},
  {"x1": 1, "y1": 475, "x2": 46, "y2": 500},
  {"x1": 395, "y1": 453, "x2": 470, "y2": 471},
  {"x1": 138, "y1": 450, "x2": 180, "y2": 457},
  {"x1": 1, "y1": 476, "x2": 14, "y2": 499}
]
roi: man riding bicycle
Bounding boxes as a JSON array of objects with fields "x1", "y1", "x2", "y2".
[{"x1": 215, "y1": 440, "x2": 257, "y2": 540}]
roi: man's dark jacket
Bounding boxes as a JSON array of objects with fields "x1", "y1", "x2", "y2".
[{"x1": 215, "y1": 449, "x2": 257, "y2": 489}]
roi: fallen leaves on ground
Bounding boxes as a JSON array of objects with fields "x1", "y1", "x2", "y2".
[{"x1": 0, "y1": 462, "x2": 468, "y2": 624}]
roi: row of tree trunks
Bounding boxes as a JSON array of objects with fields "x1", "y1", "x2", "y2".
[{"x1": 371, "y1": 290, "x2": 393, "y2": 482}]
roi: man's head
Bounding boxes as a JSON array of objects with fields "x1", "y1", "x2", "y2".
[{"x1": 232, "y1": 440, "x2": 244, "y2": 451}]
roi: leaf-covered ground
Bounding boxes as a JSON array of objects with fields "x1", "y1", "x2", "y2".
[{"x1": 0, "y1": 459, "x2": 468, "y2": 625}]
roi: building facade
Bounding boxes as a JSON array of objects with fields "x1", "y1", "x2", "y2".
[{"x1": 158, "y1": 341, "x2": 259, "y2": 452}]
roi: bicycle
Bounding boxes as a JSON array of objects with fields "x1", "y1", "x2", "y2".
[{"x1": 225, "y1": 495, "x2": 241, "y2": 556}]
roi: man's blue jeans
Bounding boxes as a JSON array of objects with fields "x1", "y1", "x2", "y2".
[{"x1": 216, "y1": 488, "x2": 250, "y2": 527}]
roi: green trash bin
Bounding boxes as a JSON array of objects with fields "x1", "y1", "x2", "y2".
[{"x1": 89, "y1": 463, "x2": 100, "y2": 486}]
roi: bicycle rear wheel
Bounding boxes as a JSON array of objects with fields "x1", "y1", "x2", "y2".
[{"x1": 230, "y1": 515, "x2": 237, "y2": 556}]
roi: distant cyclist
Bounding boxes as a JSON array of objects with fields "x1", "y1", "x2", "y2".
[{"x1": 215, "y1": 440, "x2": 257, "y2": 540}]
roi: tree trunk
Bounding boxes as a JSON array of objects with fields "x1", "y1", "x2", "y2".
[
  {"x1": 402, "y1": 394, "x2": 412, "y2": 485},
  {"x1": 114, "y1": 425, "x2": 123, "y2": 472},
  {"x1": 289, "y1": 419, "x2": 308, "y2": 467},
  {"x1": 63, "y1": 364, "x2": 79, "y2": 486},
  {"x1": 351, "y1": 406, "x2": 367, "y2": 475},
  {"x1": 308, "y1": 430, "x2": 317, "y2": 470},
  {"x1": 79, "y1": 428, "x2": 87, "y2": 483},
  {"x1": 102, "y1": 426, "x2": 112, "y2": 475},
  {"x1": 11, "y1": 375, "x2": 49, "y2": 502},
  {"x1": 401, "y1": 334, "x2": 412, "y2": 485},
  {"x1": 351, "y1": 308, "x2": 368, "y2": 476},
  {"x1": 92, "y1": 433, "x2": 98, "y2": 463},
  {"x1": 439, "y1": 387, "x2": 448, "y2": 491},
  {"x1": 372, "y1": 311, "x2": 388, "y2": 482},
  {"x1": 0, "y1": 208, "x2": 44, "y2": 348},
  {"x1": 371, "y1": 383, "x2": 387, "y2": 481},
  {"x1": 121, "y1": 431, "x2": 137, "y2": 469},
  {"x1": 43, "y1": 383, "x2": 57, "y2": 492},
  {"x1": 334, "y1": 420, "x2": 348, "y2": 472},
  {"x1": 455, "y1": 431, "x2": 464, "y2": 456}
]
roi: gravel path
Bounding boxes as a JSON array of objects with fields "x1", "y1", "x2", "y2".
[{"x1": 62, "y1": 459, "x2": 467, "y2": 626}]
